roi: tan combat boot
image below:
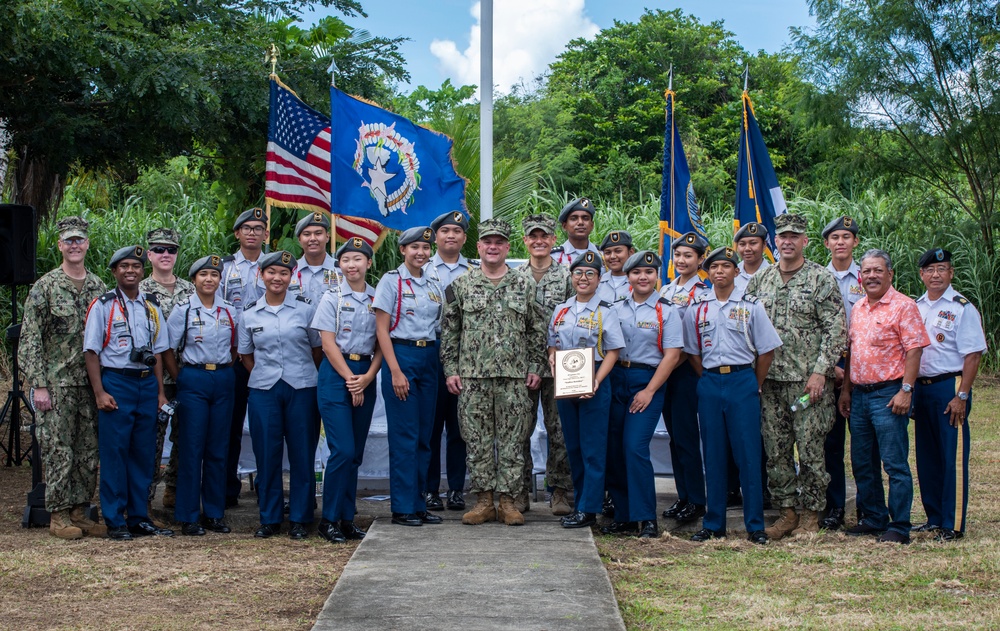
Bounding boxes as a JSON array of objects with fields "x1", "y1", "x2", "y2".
[
  {"x1": 550, "y1": 488, "x2": 572, "y2": 516},
  {"x1": 69, "y1": 505, "x2": 107, "y2": 537},
  {"x1": 498, "y1": 494, "x2": 525, "y2": 526},
  {"x1": 162, "y1": 485, "x2": 176, "y2": 509},
  {"x1": 764, "y1": 507, "x2": 799, "y2": 541},
  {"x1": 791, "y1": 509, "x2": 820, "y2": 536},
  {"x1": 49, "y1": 509, "x2": 84, "y2": 540},
  {"x1": 462, "y1": 491, "x2": 497, "y2": 525},
  {"x1": 513, "y1": 489, "x2": 530, "y2": 514}
]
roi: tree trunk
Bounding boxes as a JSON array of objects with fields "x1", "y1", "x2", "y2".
[{"x1": 12, "y1": 148, "x2": 65, "y2": 219}]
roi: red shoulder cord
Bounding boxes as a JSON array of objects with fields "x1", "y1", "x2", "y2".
[
  {"x1": 694, "y1": 302, "x2": 709, "y2": 350},
  {"x1": 553, "y1": 306, "x2": 571, "y2": 328},
  {"x1": 655, "y1": 301, "x2": 664, "y2": 353},
  {"x1": 101, "y1": 300, "x2": 121, "y2": 349},
  {"x1": 219, "y1": 307, "x2": 236, "y2": 346},
  {"x1": 391, "y1": 275, "x2": 403, "y2": 332}
]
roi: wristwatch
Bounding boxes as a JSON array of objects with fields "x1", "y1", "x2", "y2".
[
  {"x1": 958, "y1": 391, "x2": 969, "y2": 401},
  {"x1": 901, "y1": 383, "x2": 913, "y2": 393}
]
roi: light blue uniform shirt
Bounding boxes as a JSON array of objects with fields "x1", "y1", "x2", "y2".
[
  {"x1": 660, "y1": 275, "x2": 710, "y2": 317},
  {"x1": 682, "y1": 288, "x2": 782, "y2": 369},
  {"x1": 827, "y1": 260, "x2": 863, "y2": 324},
  {"x1": 290, "y1": 253, "x2": 341, "y2": 304},
  {"x1": 616, "y1": 294, "x2": 684, "y2": 366},
  {"x1": 373, "y1": 265, "x2": 443, "y2": 342},
  {"x1": 547, "y1": 295, "x2": 626, "y2": 359},
  {"x1": 310, "y1": 281, "x2": 377, "y2": 356},
  {"x1": 916, "y1": 285, "x2": 988, "y2": 377},
  {"x1": 83, "y1": 290, "x2": 169, "y2": 369},
  {"x1": 166, "y1": 295, "x2": 239, "y2": 365},
  {"x1": 238, "y1": 292, "x2": 321, "y2": 390},
  {"x1": 424, "y1": 252, "x2": 475, "y2": 290},
  {"x1": 219, "y1": 250, "x2": 266, "y2": 311},
  {"x1": 597, "y1": 272, "x2": 631, "y2": 304},
  {"x1": 552, "y1": 241, "x2": 601, "y2": 266},
  {"x1": 734, "y1": 259, "x2": 770, "y2": 294}
]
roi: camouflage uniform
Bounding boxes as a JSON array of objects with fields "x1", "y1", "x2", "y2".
[
  {"x1": 440, "y1": 267, "x2": 548, "y2": 495},
  {"x1": 19, "y1": 267, "x2": 106, "y2": 512},
  {"x1": 139, "y1": 273, "x2": 195, "y2": 500},
  {"x1": 746, "y1": 254, "x2": 846, "y2": 512},
  {"x1": 515, "y1": 261, "x2": 574, "y2": 493}
]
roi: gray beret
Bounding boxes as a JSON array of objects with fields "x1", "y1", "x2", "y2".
[
  {"x1": 336, "y1": 237, "x2": 374, "y2": 260},
  {"x1": 671, "y1": 231, "x2": 709, "y2": 255},
  {"x1": 398, "y1": 226, "x2": 435, "y2": 247},
  {"x1": 259, "y1": 250, "x2": 297, "y2": 271},
  {"x1": 702, "y1": 246, "x2": 741, "y2": 271},
  {"x1": 623, "y1": 250, "x2": 661, "y2": 274},
  {"x1": 569, "y1": 251, "x2": 603, "y2": 272},
  {"x1": 558, "y1": 197, "x2": 595, "y2": 223},
  {"x1": 234, "y1": 207, "x2": 267, "y2": 230},
  {"x1": 821, "y1": 215, "x2": 859, "y2": 239},
  {"x1": 600, "y1": 231, "x2": 633, "y2": 251},
  {"x1": 430, "y1": 210, "x2": 469, "y2": 233},
  {"x1": 295, "y1": 211, "x2": 331, "y2": 237},
  {"x1": 734, "y1": 222, "x2": 767, "y2": 242},
  {"x1": 109, "y1": 245, "x2": 147, "y2": 269}
]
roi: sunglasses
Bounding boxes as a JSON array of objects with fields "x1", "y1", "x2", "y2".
[{"x1": 149, "y1": 246, "x2": 178, "y2": 255}]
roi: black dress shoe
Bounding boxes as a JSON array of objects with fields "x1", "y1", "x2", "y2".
[
  {"x1": 225, "y1": 496, "x2": 239, "y2": 508},
  {"x1": 934, "y1": 529, "x2": 964, "y2": 542},
  {"x1": 107, "y1": 526, "x2": 133, "y2": 541},
  {"x1": 845, "y1": 522, "x2": 885, "y2": 537},
  {"x1": 318, "y1": 521, "x2": 347, "y2": 543},
  {"x1": 391, "y1": 513, "x2": 423, "y2": 527},
  {"x1": 202, "y1": 518, "x2": 231, "y2": 533},
  {"x1": 820, "y1": 508, "x2": 845, "y2": 531},
  {"x1": 748, "y1": 530, "x2": 768, "y2": 545},
  {"x1": 446, "y1": 490, "x2": 465, "y2": 511},
  {"x1": 255, "y1": 523, "x2": 281, "y2": 538},
  {"x1": 417, "y1": 511, "x2": 443, "y2": 524},
  {"x1": 914, "y1": 522, "x2": 942, "y2": 533},
  {"x1": 726, "y1": 491, "x2": 743, "y2": 508},
  {"x1": 562, "y1": 511, "x2": 597, "y2": 529},
  {"x1": 129, "y1": 520, "x2": 175, "y2": 537},
  {"x1": 662, "y1": 499, "x2": 688, "y2": 519},
  {"x1": 638, "y1": 520, "x2": 659, "y2": 538},
  {"x1": 181, "y1": 522, "x2": 206, "y2": 536},
  {"x1": 600, "y1": 521, "x2": 638, "y2": 535},
  {"x1": 288, "y1": 522, "x2": 308, "y2": 540},
  {"x1": 878, "y1": 530, "x2": 911, "y2": 544},
  {"x1": 691, "y1": 528, "x2": 725, "y2": 542},
  {"x1": 602, "y1": 495, "x2": 615, "y2": 518},
  {"x1": 424, "y1": 492, "x2": 444, "y2": 511},
  {"x1": 674, "y1": 503, "x2": 706, "y2": 523},
  {"x1": 340, "y1": 521, "x2": 366, "y2": 540}
]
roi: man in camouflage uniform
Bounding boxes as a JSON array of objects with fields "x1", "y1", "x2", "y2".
[
  {"x1": 440, "y1": 219, "x2": 547, "y2": 526},
  {"x1": 515, "y1": 213, "x2": 575, "y2": 515},
  {"x1": 746, "y1": 214, "x2": 846, "y2": 539},
  {"x1": 19, "y1": 216, "x2": 107, "y2": 539},
  {"x1": 139, "y1": 228, "x2": 195, "y2": 514}
]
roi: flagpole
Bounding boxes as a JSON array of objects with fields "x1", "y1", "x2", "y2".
[
  {"x1": 479, "y1": 0, "x2": 494, "y2": 222},
  {"x1": 265, "y1": 44, "x2": 280, "y2": 244},
  {"x1": 329, "y1": 58, "x2": 339, "y2": 251}
]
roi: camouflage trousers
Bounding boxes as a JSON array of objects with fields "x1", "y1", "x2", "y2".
[
  {"x1": 761, "y1": 379, "x2": 835, "y2": 512},
  {"x1": 149, "y1": 384, "x2": 178, "y2": 501},
  {"x1": 458, "y1": 378, "x2": 533, "y2": 495},
  {"x1": 35, "y1": 386, "x2": 99, "y2": 512},
  {"x1": 520, "y1": 378, "x2": 573, "y2": 493}
]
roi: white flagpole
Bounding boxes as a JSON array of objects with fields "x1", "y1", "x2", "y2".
[{"x1": 479, "y1": 0, "x2": 494, "y2": 221}]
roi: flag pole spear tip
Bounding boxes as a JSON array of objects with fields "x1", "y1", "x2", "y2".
[
  {"x1": 743, "y1": 63, "x2": 749, "y2": 92},
  {"x1": 265, "y1": 43, "x2": 279, "y2": 77},
  {"x1": 668, "y1": 64, "x2": 673, "y2": 91},
  {"x1": 328, "y1": 58, "x2": 339, "y2": 87}
]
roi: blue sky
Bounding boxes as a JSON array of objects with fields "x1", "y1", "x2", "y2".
[{"x1": 306, "y1": 1, "x2": 815, "y2": 94}]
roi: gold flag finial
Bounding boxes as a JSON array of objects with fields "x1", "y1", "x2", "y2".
[{"x1": 265, "y1": 43, "x2": 280, "y2": 76}]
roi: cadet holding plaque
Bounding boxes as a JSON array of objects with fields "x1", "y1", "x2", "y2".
[{"x1": 547, "y1": 251, "x2": 625, "y2": 529}]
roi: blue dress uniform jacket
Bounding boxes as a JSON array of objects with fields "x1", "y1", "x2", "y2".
[
  {"x1": 682, "y1": 288, "x2": 782, "y2": 535},
  {"x1": 913, "y1": 285, "x2": 988, "y2": 534},
  {"x1": 290, "y1": 254, "x2": 341, "y2": 304}
]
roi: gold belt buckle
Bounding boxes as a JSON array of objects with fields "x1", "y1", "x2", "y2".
[
  {"x1": 348, "y1": 354, "x2": 361, "y2": 361},
  {"x1": 205, "y1": 363, "x2": 217, "y2": 371},
  {"x1": 140, "y1": 370, "x2": 150, "y2": 378},
  {"x1": 720, "y1": 366, "x2": 731, "y2": 374},
  {"x1": 621, "y1": 360, "x2": 631, "y2": 368},
  {"x1": 415, "y1": 340, "x2": 428, "y2": 348}
]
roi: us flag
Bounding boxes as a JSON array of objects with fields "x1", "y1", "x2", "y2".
[{"x1": 265, "y1": 76, "x2": 386, "y2": 248}]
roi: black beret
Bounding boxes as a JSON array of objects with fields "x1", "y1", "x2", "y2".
[
  {"x1": 918, "y1": 248, "x2": 952, "y2": 268},
  {"x1": 259, "y1": 250, "x2": 297, "y2": 271},
  {"x1": 430, "y1": 210, "x2": 469, "y2": 232},
  {"x1": 702, "y1": 246, "x2": 741, "y2": 271},
  {"x1": 623, "y1": 250, "x2": 661, "y2": 273},
  {"x1": 558, "y1": 197, "x2": 594, "y2": 223},
  {"x1": 671, "y1": 231, "x2": 709, "y2": 255},
  {"x1": 600, "y1": 231, "x2": 633, "y2": 251},
  {"x1": 569, "y1": 251, "x2": 603, "y2": 272},
  {"x1": 336, "y1": 237, "x2": 374, "y2": 260}
]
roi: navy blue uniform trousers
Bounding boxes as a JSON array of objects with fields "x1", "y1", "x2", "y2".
[
  {"x1": 697, "y1": 369, "x2": 765, "y2": 533},
  {"x1": 914, "y1": 378, "x2": 971, "y2": 532},
  {"x1": 663, "y1": 361, "x2": 706, "y2": 505},
  {"x1": 225, "y1": 360, "x2": 250, "y2": 502},
  {"x1": 427, "y1": 366, "x2": 467, "y2": 494},
  {"x1": 381, "y1": 343, "x2": 439, "y2": 514},
  {"x1": 318, "y1": 357, "x2": 377, "y2": 523},
  {"x1": 247, "y1": 380, "x2": 319, "y2": 525},
  {"x1": 98, "y1": 370, "x2": 158, "y2": 528},
  {"x1": 607, "y1": 365, "x2": 666, "y2": 523},
  {"x1": 175, "y1": 365, "x2": 234, "y2": 523},
  {"x1": 557, "y1": 370, "x2": 612, "y2": 514}
]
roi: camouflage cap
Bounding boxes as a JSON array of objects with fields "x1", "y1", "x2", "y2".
[
  {"x1": 478, "y1": 219, "x2": 511, "y2": 241},
  {"x1": 774, "y1": 213, "x2": 808, "y2": 235},
  {"x1": 522, "y1": 213, "x2": 557, "y2": 236},
  {"x1": 399, "y1": 226, "x2": 435, "y2": 246},
  {"x1": 671, "y1": 231, "x2": 709, "y2": 255},
  {"x1": 109, "y1": 245, "x2": 147, "y2": 269},
  {"x1": 702, "y1": 246, "x2": 741, "y2": 271},
  {"x1": 336, "y1": 236, "x2": 374, "y2": 260},
  {"x1": 569, "y1": 250, "x2": 604, "y2": 272},
  {"x1": 917, "y1": 247, "x2": 952, "y2": 268},
  {"x1": 431, "y1": 210, "x2": 469, "y2": 233},
  {"x1": 734, "y1": 222, "x2": 767, "y2": 243},
  {"x1": 295, "y1": 211, "x2": 331, "y2": 237},
  {"x1": 188, "y1": 254, "x2": 225, "y2": 278},
  {"x1": 558, "y1": 197, "x2": 594, "y2": 223},
  {"x1": 234, "y1": 207, "x2": 267, "y2": 230},
  {"x1": 600, "y1": 230, "x2": 633, "y2": 251},
  {"x1": 146, "y1": 227, "x2": 180, "y2": 246},
  {"x1": 623, "y1": 250, "x2": 661, "y2": 274},
  {"x1": 821, "y1": 215, "x2": 859, "y2": 239},
  {"x1": 259, "y1": 250, "x2": 297, "y2": 271},
  {"x1": 57, "y1": 216, "x2": 89, "y2": 239}
]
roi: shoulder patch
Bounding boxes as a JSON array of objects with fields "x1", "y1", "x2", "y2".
[
  {"x1": 551, "y1": 246, "x2": 565, "y2": 254},
  {"x1": 468, "y1": 259, "x2": 480, "y2": 267},
  {"x1": 658, "y1": 297, "x2": 671, "y2": 305},
  {"x1": 98, "y1": 291, "x2": 117, "y2": 304},
  {"x1": 385, "y1": 270, "x2": 400, "y2": 276},
  {"x1": 243, "y1": 300, "x2": 258, "y2": 311},
  {"x1": 955, "y1": 295, "x2": 969, "y2": 305},
  {"x1": 145, "y1": 293, "x2": 160, "y2": 306},
  {"x1": 445, "y1": 286, "x2": 457, "y2": 304},
  {"x1": 222, "y1": 255, "x2": 236, "y2": 263},
  {"x1": 692, "y1": 294, "x2": 710, "y2": 304},
  {"x1": 742, "y1": 294, "x2": 759, "y2": 304},
  {"x1": 598, "y1": 300, "x2": 613, "y2": 309},
  {"x1": 296, "y1": 295, "x2": 312, "y2": 304},
  {"x1": 222, "y1": 299, "x2": 236, "y2": 308}
]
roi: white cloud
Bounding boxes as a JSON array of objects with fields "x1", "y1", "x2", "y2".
[{"x1": 430, "y1": 0, "x2": 600, "y2": 95}]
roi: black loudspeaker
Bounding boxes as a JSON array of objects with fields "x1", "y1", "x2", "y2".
[{"x1": 0, "y1": 204, "x2": 37, "y2": 285}]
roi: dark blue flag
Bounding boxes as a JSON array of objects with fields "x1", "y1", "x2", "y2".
[
  {"x1": 735, "y1": 91, "x2": 787, "y2": 258},
  {"x1": 329, "y1": 86, "x2": 467, "y2": 231}
]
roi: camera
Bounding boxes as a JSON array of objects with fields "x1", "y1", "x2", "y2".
[{"x1": 129, "y1": 346, "x2": 158, "y2": 367}]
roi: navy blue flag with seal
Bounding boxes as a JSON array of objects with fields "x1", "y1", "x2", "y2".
[{"x1": 735, "y1": 90, "x2": 787, "y2": 260}]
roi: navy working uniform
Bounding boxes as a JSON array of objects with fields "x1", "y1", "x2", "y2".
[
  {"x1": 312, "y1": 239, "x2": 380, "y2": 538},
  {"x1": 374, "y1": 227, "x2": 444, "y2": 518},
  {"x1": 238, "y1": 251, "x2": 321, "y2": 535},
  {"x1": 683, "y1": 248, "x2": 783, "y2": 538},
  {"x1": 607, "y1": 251, "x2": 683, "y2": 529},
  {"x1": 548, "y1": 252, "x2": 625, "y2": 517},
  {"x1": 914, "y1": 249, "x2": 987, "y2": 537},
  {"x1": 83, "y1": 246, "x2": 169, "y2": 532},
  {"x1": 658, "y1": 232, "x2": 710, "y2": 520},
  {"x1": 166, "y1": 255, "x2": 238, "y2": 528}
]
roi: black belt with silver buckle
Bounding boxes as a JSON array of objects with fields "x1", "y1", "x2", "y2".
[
  {"x1": 705, "y1": 364, "x2": 752, "y2": 375},
  {"x1": 853, "y1": 378, "x2": 902, "y2": 393},
  {"x1": 185, "y1": 363, "x2": 233, "y2": 371},
  {"x1": 617, "y1": 360, "x2": 658, "y2": 371},
  {"x1": 918, "y1": 371, "x2": 961, "y2": 386},
  {"x1": 103, "y1": 367, "x2": 153, "y2": 379},
  {"x1": 391, "y1": 339, "x2": 436, "y2": 348},
  {"x1": 346, "y1": 353, "x2": 374, "y2": 362}
]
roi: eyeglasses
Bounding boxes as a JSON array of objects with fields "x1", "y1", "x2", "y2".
[
  {"x1": 240, "y1": 225, "x2": 266, "y2": 235},
  {"x1": 149, "y1": 246, "x2": 178, "y2": 255},
  {"x1": 61, "y1": 237, "x2": 86, "y2": 246},
  {"x1": 571, "y1": 269, "x2": 598, "y2": 279}
]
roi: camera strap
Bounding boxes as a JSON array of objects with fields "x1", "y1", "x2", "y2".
[{"x1": 113, "y1": 287, "x2": 156, "y2": 351}]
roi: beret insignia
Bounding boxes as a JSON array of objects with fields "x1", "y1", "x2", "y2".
[
  {"x1": 134, "y1": 246, "x2": 144, "y2": 258},
  {"x1": 210, "y1": 255, "x2": 221, "y2": 267},
  {"x1": 748, "y1": 224, "x2": 758, "y2": 234},
  {"x1": 843, "y1": 217, "x2": 853, "y2": 228},
  {"x1": 453, "y1": 211, "x2": 464, "y2": 222},
  {"x1": 252, "y1": 207, "x2": 265, "y2": 220},
  {"x1": 423, "y1": 228, "x2": 433, "y2": 241},
  {"x1": 281, "y1": 251, "x2": 292, "y2": 265},
  {"x1": 353, "y1": 237, "x2": 364, "y2": 248},
  {"x1": 644, "y1": 253, "x2": 653, "y2": 264}
]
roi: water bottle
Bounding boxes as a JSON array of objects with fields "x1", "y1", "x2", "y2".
[
  {"x1": 315, "y1": 469, "x2": 323, "y2": 496},
  {"x1": 790, "y1": 394, "x2": 811, "y2": 412},
  {"x1": 157, "y1": 399, "x2": 178, "y2": 426}
]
